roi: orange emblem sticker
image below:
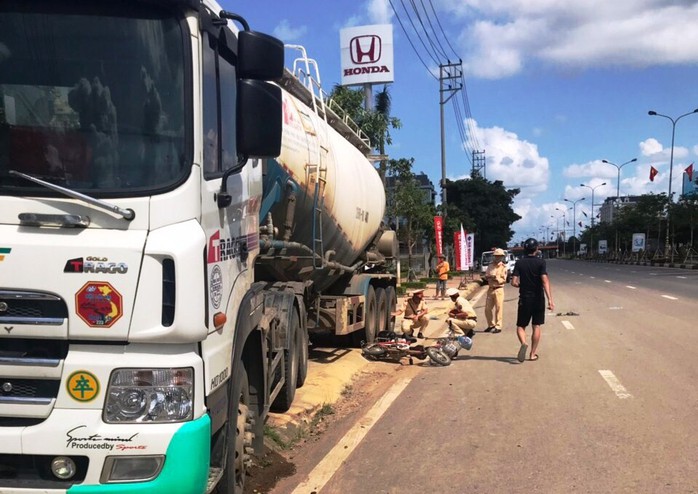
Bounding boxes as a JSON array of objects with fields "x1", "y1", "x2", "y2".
[
  {"x1": 66, "y1": 370, "x2": 100, "y2": 402},
  {"x1": 75, "y1": 281, "x2": 123, "y2": 328}
]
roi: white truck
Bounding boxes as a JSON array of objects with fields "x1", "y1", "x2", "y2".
[{"x1": 0, "y1": 1, "x2": 397, "y2": 492}]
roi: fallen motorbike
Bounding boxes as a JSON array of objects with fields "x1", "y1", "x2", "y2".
[
  {"x1": 361, "y1": 331, "x2": 428, "y2": 365},
  {"x1": 425, "y1": 322, "x2": 474, "y2": 366}
]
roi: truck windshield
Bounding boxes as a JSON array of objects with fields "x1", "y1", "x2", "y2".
[{"x1": 0, "y1": 2, "x2": 188, "y2": 196}]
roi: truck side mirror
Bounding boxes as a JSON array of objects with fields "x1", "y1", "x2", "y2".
[
  {"x1": 238, "y1": 30, "x2": 284, "y2": 81},
  {"x1": 237, "y1": 79, "x2": 282, "y2": 158}
]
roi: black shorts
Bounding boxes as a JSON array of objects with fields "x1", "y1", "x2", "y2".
[{"x1": 516, "y1": 295, "x2": 546, "y2": 328}]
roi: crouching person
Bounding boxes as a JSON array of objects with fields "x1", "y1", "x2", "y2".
[
  {"x1": 445, "y1": 287, "x2": 477, "y2": 338},
  {"x1": 394, "y1": 288, "x2": 429, "y2": 338}
]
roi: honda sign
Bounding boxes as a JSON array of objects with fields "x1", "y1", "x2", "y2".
[{"x1": 340, "y1": 24, "x2": 394, "y2": 86}]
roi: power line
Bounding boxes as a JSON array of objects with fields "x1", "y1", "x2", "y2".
[{"x1": 388, "y1": 0, "x2": 438, "y2": 80}]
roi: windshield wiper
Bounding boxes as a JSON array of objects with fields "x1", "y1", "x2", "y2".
[{"x1": 8, "y1": 170, "x2": 135, "y2": 221}]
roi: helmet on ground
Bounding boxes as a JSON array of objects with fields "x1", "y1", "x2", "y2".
[
  {"x1": 446, "y1": 288, "x2": 459, "y2": 297},
  {"x1": 523, "y1": 238, "x2": 539, "y2": 254},
  {"x1": 457, "y1": 336, "x2": 473, "y2": 350}
]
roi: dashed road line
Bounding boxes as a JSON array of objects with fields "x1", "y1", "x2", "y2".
[
  {"x1": 561, "y1": 320, "x2": 575, "y2": 330},
  {"x1": 626, "y1": 285, "x2": 636, "y2": 289},
  {"x1": 599, "y1": 370, "x2": 632, "y2": 399},
  {"x1": 662, "y1": 295, "x2": 678, "y2": 300},
  {"x1": 604, "y1": 280, "x2": 611, "y2": 283}
]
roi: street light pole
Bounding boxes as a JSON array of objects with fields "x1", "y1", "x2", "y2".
[
  {"x1": 648, "y1": 108, "x2": 698, "y2": 263},
  {"x1": 564, "y1": 197, "x2": 585, "y2": 257},
  {"x1": 602, "y1": 158, "x2": 637, "y2": 215},
  {"x1": 580, "y1": 182, "x2": 606, "y2": 255},
  {"x1": 555, "y1": 207, "x2": 568, "y2": 256}
]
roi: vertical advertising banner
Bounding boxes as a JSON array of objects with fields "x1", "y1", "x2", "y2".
[
  {"x1": 453, "y1": 231, "x2": 462, "y2": 270},
  {"x1": 459, "y1": 225, "x2": 467, "y2": 271},
  {"x1": 434, "y1": 216, "x2": 443, "y2": 258},
  {"x1": 465, "y1": 233, "x2": 475, "y2": 270}
]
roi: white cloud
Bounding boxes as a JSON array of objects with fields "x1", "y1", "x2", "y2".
[
  {"x1": 366, "y1": 0, "x2": 393, "y2": 24},
  {"x1": 564, "y1": 159, "x2": 617, "y2": 179},
  {"x1": 469, "y1": 121, "x2": 550, "y2": 197},
  {"x1": 440, "y1": 1, "x2": 698, "y2": 79},
  {"x1": 272, "y1": 20, "x2": 307, "y2": 42},
  {"x1": 640, "y1": 137, "x2": 663, "y2": 156}
]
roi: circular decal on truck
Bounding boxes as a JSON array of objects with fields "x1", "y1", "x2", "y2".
[
  {"x1": 75, "y1": 281, "x2": 123, "y2": 328},
  {"x1": 66, "y1": 370, "x2": 100, "y2": 402},
  {"x1": 210, "y1": 265, "x2": 223, "y2": 309}
]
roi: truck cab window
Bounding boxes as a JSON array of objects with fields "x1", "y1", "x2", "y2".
[
  {"x1": 202, "y1": 31, "x2": 237, "y2": 179},
  {"x1": 0, "y1": 2, "x2": 189, "y2": 196}
]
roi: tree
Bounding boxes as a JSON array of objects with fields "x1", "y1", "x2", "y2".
[
  {"x1": 386, "y1": 158, "x2": 435, "y2": 279},
  {"x1": 445, "y1": 176, "x2": 521, "y2": 256},
  {"x1": 329, "y1": 85, "x2": 401, "y2": 184}
]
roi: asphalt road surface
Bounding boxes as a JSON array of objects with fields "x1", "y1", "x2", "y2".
[{"x1": 273, "y1": 260, "x2": 698, "y2": 494}]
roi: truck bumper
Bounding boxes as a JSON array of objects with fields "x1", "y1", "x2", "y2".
[{"x1": 0, "y1": 413, "x2": 210, "y2": 494}]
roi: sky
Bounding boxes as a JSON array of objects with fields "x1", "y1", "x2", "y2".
[{"x1": 226, "y1": 0, "x2": 698, "y2": 244}]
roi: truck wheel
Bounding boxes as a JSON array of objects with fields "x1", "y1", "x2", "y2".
[
  {"x1": 352, "y1": 286, "x2": 377, "y2": 346},
  {"x1": 296, "y1": 320, "x2": 309, "y2": 388},
  {"x1": 271, "y1": 311, "x2": 299, "y2": 412},
  {"x1": 385, "y1": 286, "x2": 397, "y2": 332},
  {"x1": 375, "y1": 287, "x2": 387, "y2": 336},
  {"x1": 216, "y1": 364, "x2": 252, "y2": 494}
]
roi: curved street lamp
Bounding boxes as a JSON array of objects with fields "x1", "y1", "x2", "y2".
[
  {"x1": 602, "y1": 158, "x2": 637, "y2": 207},
  {"x1": 648, "y1": 108, "x2": 698, "y2": 262},
  {"x1": 580, "y1": 182, "x2": 606, "y2": 255},
  {"x1": 564, "y1": 197, "x2": 585, "y2": 257}
]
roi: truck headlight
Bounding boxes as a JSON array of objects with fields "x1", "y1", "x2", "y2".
[{"x1": 104, "y1": 368, "x2": 193, "y2": 423}]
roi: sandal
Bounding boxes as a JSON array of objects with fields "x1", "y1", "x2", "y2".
[
  {"x1": 517, "y1": 343, "x2": 528, "y2": 363},
  {"x1": 530, "y1": 354, "x2": 539, "y2": 361}
]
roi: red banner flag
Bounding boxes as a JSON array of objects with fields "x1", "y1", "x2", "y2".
[
  {"x1": 453, "y1": 231, "x2": 462, "y2": 271},
  {"x1": 434, "y1": 216, "x2": 443, "y2": 258},
  {"x1": 649, "y1": 166, "x2": 659, "y2": 182},
  {"x1": 686, "y1": 163, "x2": 694, "y2": 182}
]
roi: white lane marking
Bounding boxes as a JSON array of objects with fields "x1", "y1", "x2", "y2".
[
  {"x1": 604, "y1": 280, "x2": 611, "y2": 283},
  {"x1": 649, "y1": 273, "x2": 658, "y2": 276},
  {"x1": 608, "y1": 306, "x2": 623, "y2": 310},
  {"x1": 590, "y1": 276, "x2": 596, "y2": 279},
  {"x1": 662, "y1": 295, "x2": 678, "y2": 300},
  {"x1": 677, "y1": 276, "x2": 687, "y2": 279},
  {"x1": 626, "y1": 285, "x2": 636, "y2": 289},
  {"x1": 561, "y1": 320, "x2": 574, "y2": 330},
  {"x1": 291, "y1": 377, "x2": 411, "y2": 494},
  {"x1": 599, "y1": 370, "x2": 632, "y2": 399}
]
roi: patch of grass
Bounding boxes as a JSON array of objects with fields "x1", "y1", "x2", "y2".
[
  {"x1": 340, "y1": 383, "x2": 353, "y2": 397},
  {"x1": 264, "y1": 424, "x2": 293, "y2": 450}
]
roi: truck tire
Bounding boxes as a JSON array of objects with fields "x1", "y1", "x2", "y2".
[
  {"x1": 271, "y1": 311, "x2": 299, "y2": 412},
  {"x1": 385, "y1": 286, "x2": 397, "y2": 332},
  {"x1": 296, "y1": 320, "x2": 309, "y2": 388},
  {"x1": 215, "y1": 364, "x2": 251, "y2": 494},
  {"x1": 352, "y1": 285, "x2": 377, "y2": 346},
  {"x1": 375, "y1": 287, "x2": 388, "y2": 336}
]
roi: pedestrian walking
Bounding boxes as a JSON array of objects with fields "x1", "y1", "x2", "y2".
[
  {"x1": 445, "y1": 287, "x2": 477, "y2": 337},
  {"x1": 394, "y1": 288, "x2": 429, "y2": 338},
  {"x1": 511, "y1": 238, "x2": 554, "y2": 362},
  {"x1": 435, "y1": 254, "x2": 449, "y2": 299},
  {"x1": 484, "y1": 248, "x2": 507, "y2": 333}
]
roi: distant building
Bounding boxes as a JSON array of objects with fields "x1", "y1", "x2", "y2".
[
  {"x1": 598, "y1": 195, "x2": 642, "y2": 224},
  {"x1": 385, "y1": 172, "x2": 436, "y2": 210}
]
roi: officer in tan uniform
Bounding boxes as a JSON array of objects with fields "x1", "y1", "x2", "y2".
[
  {"x1": 394, "y1": 288, "x2": 429, "y2": 338},
  {"x1": 484, "y1": 248, "x2": 507, "y2": 333},
  {"x1": 445, "y1": 287, "x2": 477, "y2": 336}
]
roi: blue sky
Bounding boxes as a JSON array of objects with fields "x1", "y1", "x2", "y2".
[{"x1": 227, "y1": 0, "x2": 698, "y2": 244}]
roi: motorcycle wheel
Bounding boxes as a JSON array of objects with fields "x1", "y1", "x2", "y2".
[{"x1": 426, "y1": 347, "x2": 451, "y2": 366}]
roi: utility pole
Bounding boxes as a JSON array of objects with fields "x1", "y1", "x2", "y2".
[
  {"x1": 472, "y1": 149, "x2": 486, "y2": 178},
  {"x1": 439, "y1": 61, "x2": 462, "y2": 219}
]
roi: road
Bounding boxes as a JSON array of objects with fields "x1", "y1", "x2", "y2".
[{"x1": 270, "y1": 260, "x2": 698, "y2": 494}]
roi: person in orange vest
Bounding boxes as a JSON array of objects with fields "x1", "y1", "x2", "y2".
[{"x1": 435, "y1": 254, "x2": 449, "y2": 300}]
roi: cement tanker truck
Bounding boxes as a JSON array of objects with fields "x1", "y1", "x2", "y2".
[{"x1": 0, "y1": 1, "x2": 396, "y2": 493}]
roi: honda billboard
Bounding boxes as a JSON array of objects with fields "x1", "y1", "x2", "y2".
[{"x1": 340, "y1": 24, "x2": 394, "y2": 86}]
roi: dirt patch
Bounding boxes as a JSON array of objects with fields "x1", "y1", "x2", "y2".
[{"x1": 243, "y1": 366, "x2": 406, "y2": 493}]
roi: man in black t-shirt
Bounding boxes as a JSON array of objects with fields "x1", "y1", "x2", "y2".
[{"x1": 511, "y1": 238, "x2": 554, "y2": 362}]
